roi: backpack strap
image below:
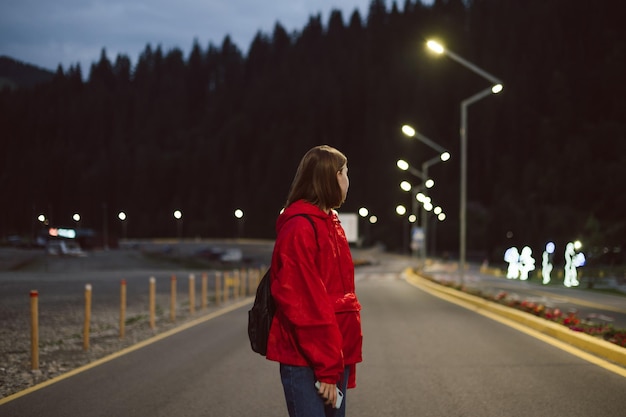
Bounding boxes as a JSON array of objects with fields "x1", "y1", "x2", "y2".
[{"x1": 289, "y1": 213, "x2": 319, "y2": 250}]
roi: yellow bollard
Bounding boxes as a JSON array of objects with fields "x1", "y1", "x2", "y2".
[
  {"x1": 215, "y1": 271, "x2": 221, "y2": 305},
  {"x1": 246, "y1": 268, "x2": 256, "y2": 295},
  {"x1": 260, "y1": 266, "x2": 266, "y2": 287},
  {"x1": 201, "y1": 272, "x2": 208, "y2": 310},
  {"x1": 189, "y1": 274, "x2": 196, "y2": 315},
  {"x1": 240, "y1": 268, "x2": 247, "y2": 297},
  {"x1": 223, "y1": 271, "x2": 229, "y2": 302},
  {"x1": 30, "y1": 290, "x2": 39, "y2": 370},
  {"x1": 83, "y1": 284, "x2": 92, "y2": 351},
  {"x1": 149, "y1": 277, "x2": 156, "y2": 330},
  {"x1": 170, "y1": 275, "x2": 177, "y2": 322},
  {"x1": 234, "y1": 270, "x2": 240, "y2": 299},
  {"x1": 120, "y1": 280, "x2": 126, "y2": 339}
]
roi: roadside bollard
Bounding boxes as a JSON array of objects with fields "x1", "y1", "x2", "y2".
[
  {"x1": 120, "y1": 280, "x2": 126, "y2": 339},
  {"x1": 215, "y1": 271, "x2": 221, "y2": 305},
  {"x1": 170, "y1": 275, "x2": 177, "y2": 322},
  {"x1": 84, "y1": 284, "x2": 92, "y2": 351},
  {"x1": 247, "y1": 268, "x2": 253, "y2": 295},
  {"x1": 253, "y1": 268, "x2": 259, "y2": 289},
  {"x1": 234, "y1": 270, "x2": 240, "y2": 299},
  {"x1": 149, "y1": 277, "x2": 156, "y2": 330},
  {"x1": 259, "y1": 267, "x2": 265, "y2": 288},
  {"x1": 201, "y1": 272, "x2": 208, "y2": 310},
  {"x1": 223, "y1": 271, "x2": 229, "y2": 302},
  {"x1": 240, "y1": 268, "x2": 247, "y2": 297},
  {"x1": 189, "y1": 274, "x2": 196, "y2": 315},
  {"x1": 30, "y1": 290, "x2": 39, "y2": 370}
]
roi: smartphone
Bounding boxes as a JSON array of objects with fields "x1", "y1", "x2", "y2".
[{"x1": 315, "y1": 381, "x2": 344, "y2": 409}]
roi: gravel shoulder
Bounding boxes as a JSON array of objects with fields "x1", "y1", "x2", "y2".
[{"x1": 0, "y1": 244, "x2": 266, "y2": 400}]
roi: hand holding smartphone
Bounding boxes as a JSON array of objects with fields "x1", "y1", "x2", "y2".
[{"x1": 315, "y1": 381, "x2": 344, "y2": 409}]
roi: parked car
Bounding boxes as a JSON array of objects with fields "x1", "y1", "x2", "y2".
[{"x1": 47, "y1": 240, "x2": 86, "y2": 257}]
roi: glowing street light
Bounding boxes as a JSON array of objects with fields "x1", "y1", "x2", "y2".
[
  {"x1": 357, "y1": 207, "x2": 372, "y2": 246},
  {"x1": 396, "y1": 159, "x2": 428, "y2": 181},
  {"x1": 173, "y1": 210, "x2": 183, "y2": 240},
  {"x1": 118, "y1": 211, "x2": 127, "y2": 239},
  {"x1": 234, "y1": 208, "x2": 244, "y2": 238},
  {"x1": 426, "y1": 38, "x2": 503, "y2": 283},
  {"x1": 401, "y1": 124, "x2": 451, "y2": 162}
]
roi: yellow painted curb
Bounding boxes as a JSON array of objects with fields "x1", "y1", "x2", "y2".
[{"x1": 405, "y1": 269, "x2": 626, "y2": 370}]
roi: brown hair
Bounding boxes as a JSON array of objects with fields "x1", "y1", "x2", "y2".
[{"x1": 285, "y1": 145, "x2": 347, "y2": 210}]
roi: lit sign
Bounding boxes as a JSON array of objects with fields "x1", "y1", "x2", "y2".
[{"x1": 48, "y1": 228, "x2": 76, "y2": 239}]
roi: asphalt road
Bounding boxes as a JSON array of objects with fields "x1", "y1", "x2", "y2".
[{"x1": 2, "y1": 253, "x2": 626, "y2": 416}]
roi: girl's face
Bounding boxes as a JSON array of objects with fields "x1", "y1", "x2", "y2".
[{"x1": 337, "y1": 164, "x2": 349, "y2": 202}]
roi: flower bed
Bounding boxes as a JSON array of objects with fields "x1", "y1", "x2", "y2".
[{"x1": 430, "y1": 278, "x2": 626, "y2": 349}]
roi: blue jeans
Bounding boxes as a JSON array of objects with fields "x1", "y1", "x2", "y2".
[{"x1": 280, "y1": 364, "x2": 349, "y2": 417}]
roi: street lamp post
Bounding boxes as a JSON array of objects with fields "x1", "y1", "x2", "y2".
[
  {"x1": 401, "y1": 125, "x2": 451, "y2": 160},
  {"x1": 426, "y1": 39, "x2": 503, "y2": 283},
  {"x1": 234, "y1": 209, "x2": 244, "y2": 238},
  {"x1": 395, "y1": 204, "x2": 409, "y2": 254},
  {"x1": 401, "y1": 125, "x2": 450, "y2": 266},
  {"x1": 421, "y1": 156, "x2": 442, "y2": 266},
  {"x1": 358, "y1": 207, "x2": 370, "y2": 247},
  {"x1": 118, "y1": 211, "x2": 127, "y2": 240},
  {"x1": 397, "y1": 161, "x2": 432, "y2": 263},
  {"x1": 173, "y1": 210, "x2": 183, "y2": 241}
]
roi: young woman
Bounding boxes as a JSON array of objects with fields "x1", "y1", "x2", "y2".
[{"x1": 267, "y1": 145, "x2": 363, "y2": 417}]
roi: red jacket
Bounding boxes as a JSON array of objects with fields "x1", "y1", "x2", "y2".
[{"x1": 266, "y1": 200, "x2": 362, "y2": 388}]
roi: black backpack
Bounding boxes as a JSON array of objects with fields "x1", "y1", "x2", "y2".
[{"x1": 248, "y1": 214, "x2": 317, "y2": 356}]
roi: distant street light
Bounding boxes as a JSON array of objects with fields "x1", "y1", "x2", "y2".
[
  {"x1": 396, "y1": 204, "x2": 409, "y2": 253},
  {"x1": 173, "y1": 210, "x2": 183, "y2": 240},
  {"x1": 396, "y1": 159, "x2": 429, "y2": 182},
  {"x1": 426, "y1": 39, "x2": 503, "y2": 283},
  {"x1": 234, "y1": 209, "x2": 244, "y2": 238},
  {"x1": 401, "y1": 125, "x2": 450, "y2": 266},
  {"x1": 401, "y1": 124, "x2": 451, "y2": 162},
  {"x1": 398, "y1": 157, "x2": 445, "y2": 265},
  {"x1": 358, "y1": 207, "x2": 371, "y2": 247},
  {"x1": 118, "y1": 211, "x2": 127, "y2": 240}
]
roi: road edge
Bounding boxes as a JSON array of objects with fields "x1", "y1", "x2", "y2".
[
  {"x1": 404, "y1": 268, "x2": 626, "y2": 374},
  {"x1": 0, "y1": 298, "x2": 254, "y2": 406}
]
